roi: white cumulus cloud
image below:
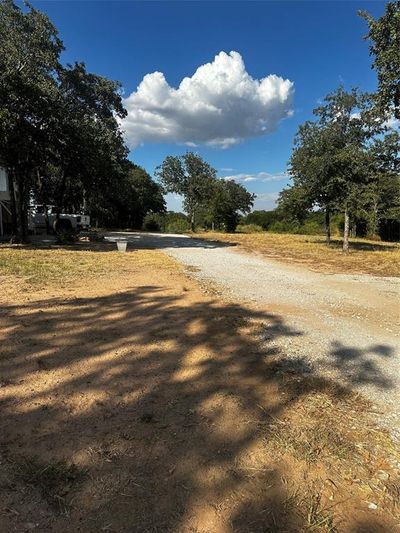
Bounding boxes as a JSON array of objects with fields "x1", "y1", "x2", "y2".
[
  {"x1": 121, "y1": 51, "x2": 294, "y2": 149},
  {"x1": 384, "y1": 115, "x2": 400, "y2": 130},
  {"x1": 224, "y1": 171, "x2": 289, "y2": 183}
]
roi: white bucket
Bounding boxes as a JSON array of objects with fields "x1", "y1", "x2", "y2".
[{"x1": 117, "y1": 241, "x2": 127, "y2": 252}]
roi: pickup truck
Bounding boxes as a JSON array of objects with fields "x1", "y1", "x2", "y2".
[{"x1": 28, "y1": 205, "x2": 90, "y2": 233}]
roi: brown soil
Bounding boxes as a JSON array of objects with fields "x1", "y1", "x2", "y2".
[{"x1": 0, "y1": 247, "x2": 399, "y2": 532}]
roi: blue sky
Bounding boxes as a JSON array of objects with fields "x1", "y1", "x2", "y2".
[{"x1": 33, "y1": 0, "x2": 386, "y2": 211}]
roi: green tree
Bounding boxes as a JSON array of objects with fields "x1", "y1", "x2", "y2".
[
  {"x1": 109, "y1": 163, "x2": 166, "y2": 228},
  {"x1": 288, "y1": 88, "x2": 377, "y2": 251},
  {"x1": 286, "y1": 120, "x2": 341, "y2": 244},
  {"x1": 277, "y1": 185, "x2": 313, "y2": 227},
  {"x1": 49, "y1": 62, "x2": 128, "y2": 219},
  {"x1": 209, "y1": 179, "x2": 255, "y2": 232},
  {"x1": 0, "y1": 1, "x2": 130, "y2": 239},
  {"x1": 155, "y1": 152, "x2": 217, "y2": 231},
  {"x1": 242, "y1": 210, "x2": 282, "y2": 230},
  {"x1": 369, "y1": 131, "x2": 400, "y2": 233},
  {"x1": 0, "y1": 0, "x2": 63, "y2": 240},
  {"x1": 125, "y1": 164, "x2": 166, "y2": 228},
  {"x1": 360, "y1": 1, "x2": 400, "y2": 119}
]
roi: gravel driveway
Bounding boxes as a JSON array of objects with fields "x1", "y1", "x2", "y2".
[{"x1": 106, "y1": 232, "x2": 400, "y2": 434}]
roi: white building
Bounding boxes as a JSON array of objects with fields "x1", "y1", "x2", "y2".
[{"x1": 0, "y1": 167, "x2": 11, "y2": 237}]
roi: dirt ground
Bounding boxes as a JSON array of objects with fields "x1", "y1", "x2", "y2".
[{"x1": 0, "y1": 244, "x2": 399, "y2": 532}]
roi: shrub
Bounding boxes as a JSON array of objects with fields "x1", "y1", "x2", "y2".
[
  {"x1": 236, "y1": 224, "x2": 264, "y2": 233},
  {"x1": 268, "y1": 221, "x2": 297, "y2": 233},
  {"x1": 165, "y1": 219, "x2": 190, "y2": 234},
  {"x1": 242, "y1": 210, "x2": 282, "y2": 229},
  {"x1": 55, "y1": 230, "x2": 78, "y2": 244},
  {"x1": 294, "y1": 221, "x2": 324, "y2": 235},
  {"x1": 142, "y1": 214, "x2": 162, "y2": 232}
]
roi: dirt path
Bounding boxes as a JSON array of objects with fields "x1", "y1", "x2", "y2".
[{"x1": 107, "y1": 232, "x2": 400, "y2": 434}]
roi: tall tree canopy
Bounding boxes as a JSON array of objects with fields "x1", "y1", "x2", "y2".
[
  {"x1": 360, "y1": 1, "x2": 400, "y2": 118},
  {"x1": 209, "y1": 179, "x2": 254, "y2": 232},
  {"x1": 369, "y1": 131, "x2": 400, "y2": 228},
  {"x1": 92, "y1": 163, "x2": 166, "y2": 229},
  {"x1": 0, "y1": 0, "x2": 164, "y2": 239},
  {"x1": 0, "y1": 0, "x2": 63, "y2": 239},
  {"x1": 156, "y1": 152, "x2": 254, "y2": 232},
  {"x1": 283, "y1": 88, "x2": 382, "y2": 250},
  {"x1": 31, "y1": 61, "x2": 129, "y2": 226},
  {"x1": 155, "y1": 152, "x2": 217, "y2": 231}
]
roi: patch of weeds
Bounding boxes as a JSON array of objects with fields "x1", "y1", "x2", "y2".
[
  {"x1": 267, "y1": 418, "x2": 357, "y2": 465},
  {"x1": 281, "y1": 488, "x2": 304, "y2": 514},
  {"x1": 55, "y1": 232, "x2": 78, "y2": 245},
  {"x1": 265, "y1": 392, "x2": 363, "y2": 466},
  {"x1": 305, "y1": 493, "x2": 336, "y2": 532},
  {"x1": 12, "y1": 456, "x2": 85, "y2": 513},
  {"x1": 282, "y1": 490, "x2": 336, "y2": 532},
  {"x1": 385, "y1": 477, "x2": 400, "y2": 505}
]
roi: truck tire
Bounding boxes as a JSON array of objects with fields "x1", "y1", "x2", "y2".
[{"x1": 53, "y1": 218, "x2": 73, "y2": 234}]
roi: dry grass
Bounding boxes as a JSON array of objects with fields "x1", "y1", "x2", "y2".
[
  {"x1": 197, "y1": 232, "x2": 400, "y2": 277},
  {"x1": 282, "y1": 490, "x2": 337, "y2": 532},
  {"x1": 264, "y1": 385, "x2": 400, "y2": 521},
  {"x1": 0, "y1": 246, "x2": 178, "y2": 289}
]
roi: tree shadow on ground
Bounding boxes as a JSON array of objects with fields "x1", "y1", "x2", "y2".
[
  {"x1": 327, "y1": 238, "x2": 398, "y2": 252},
  {"x1": 104, "y1": 232, "x2": 237, "y2": 250},
  {"x1": 0, "y1": 286, "x2": 396, "y2": 531},
  {"x1": 1, "y1": 232, "x2": 237, "y2": 253},
  {"x1": 328, "y1": 340, "x2": 395, "y2": 390}
]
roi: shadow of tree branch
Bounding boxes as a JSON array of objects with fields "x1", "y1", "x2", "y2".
[{"x1": 0, "y1": 286, "x2": 396, "y2": 531}]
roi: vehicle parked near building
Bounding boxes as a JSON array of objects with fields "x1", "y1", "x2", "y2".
[
  {"x1": 0, "y1": 167, "x2": 12, "y2": 238},
  {"x1": 28, "y1": 205, "x2": 90, "y2": 233}
]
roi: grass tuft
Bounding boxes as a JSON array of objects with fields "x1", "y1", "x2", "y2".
[
  {"x1": 282, "y1": 490, "x2": 336, "y2": 532},
  {"x1": 305, "y1": 493, "x2": 336, "y2": 532}
]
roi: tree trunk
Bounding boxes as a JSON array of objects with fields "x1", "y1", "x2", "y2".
[
  {"x1": 325, "y1": 208, "x2": 331, "y2": 245},
  {"x1": 56, "y1": 171, "x2": 67, "y2": 221},
  {"x1": 190, "y1": 211, "x2": 195, "y2": 232},
  {"x1": 372, "y1": 198, "x2": 379, "y2": 237},
  {"x1": 9, "y1": 170, "x2": 28, "y2": 242},
  {"x1": 18, "y1": 174, "x2": 28, "y2": 242},
  {"x1": 7, "y1": 169, "x2": 18, "y2": 237},
  {"x1": 343, "y1": 205, "x2": 350, "y2": 253},
  {"x1": 44, "y1": 204, "x2": 51, "y2": 234}
]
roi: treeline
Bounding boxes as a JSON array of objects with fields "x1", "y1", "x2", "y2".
[
  {"x1": 275, "y1": 2, "x2": 400, "y2": 249},
  {"x1": 1, "y1": 0, "x2": 398, "y2": 244},
  {"x1": 155, "y1": 152, "x2": 254, "y2": 232},
  {"x1": 0, "y1": 1, "x2": 165, "y2": 240},
  {"x1": 275, "y1": 88, "x2": 399, "y2": 248},
  {"x1": 241, "y1": 209, "x2": 400, "y2": 241}
]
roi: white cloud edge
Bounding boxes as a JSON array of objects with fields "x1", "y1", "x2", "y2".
[
  {"x1": 120, "y1": 51, "x2": 294, "y2": 149},
  {"x1": 223, "y1": 171, "x2": 289, "y2": 183}
]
